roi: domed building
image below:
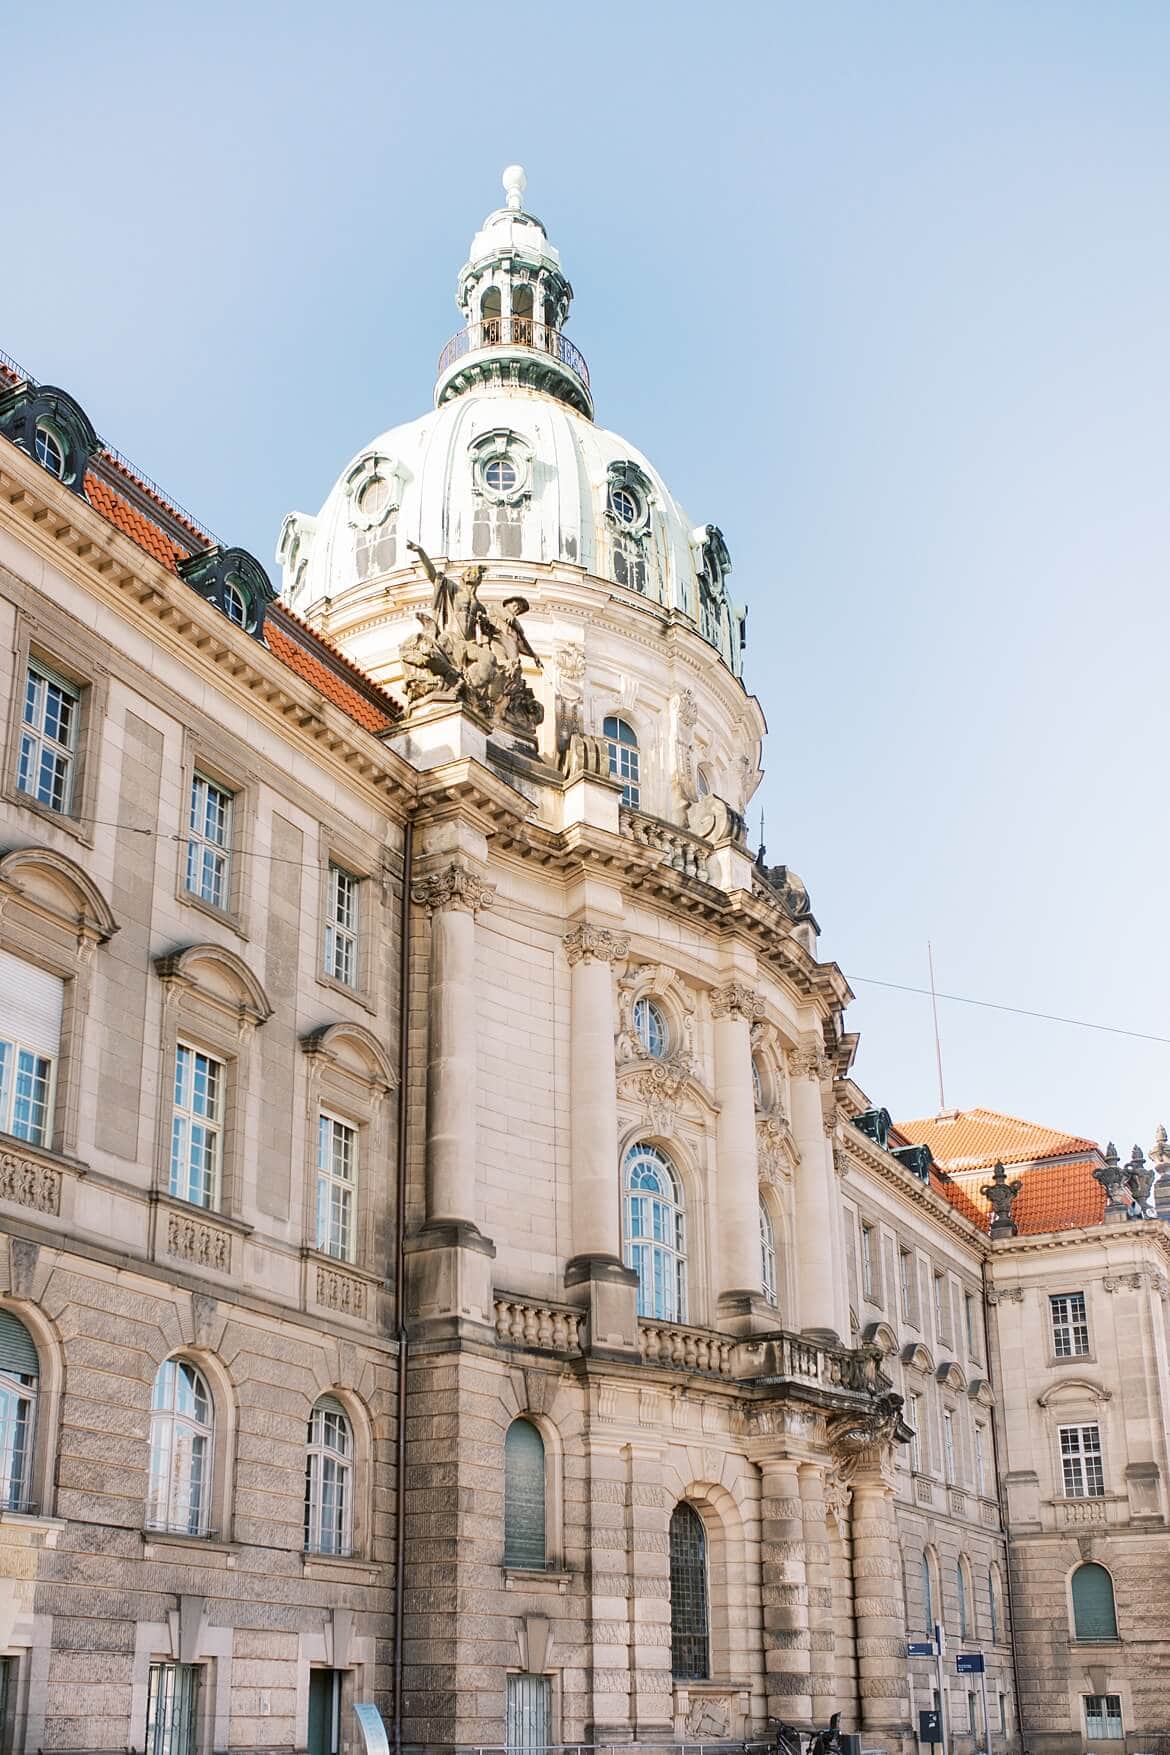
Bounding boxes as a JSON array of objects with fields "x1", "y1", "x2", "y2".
[{"x1": 5, "y1": 165, "x2": 1165, "y2": 1755}]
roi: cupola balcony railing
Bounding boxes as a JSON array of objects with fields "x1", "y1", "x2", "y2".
[{"x1": 437, "y1": 317, "x2": 590, "y2": 390}]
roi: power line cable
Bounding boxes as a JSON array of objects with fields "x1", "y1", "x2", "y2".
[{"x1": 852, "y1": 976, "x2": 1170, "y2": 1046}]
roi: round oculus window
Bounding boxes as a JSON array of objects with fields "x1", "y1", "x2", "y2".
[
  {"x1": 34, "y1": 422, "x2": 65, "y2": 478},
  {"x1": 356, "y1": 475, "x2": 392, "y2": 518},
  {"x1": 609, "y1": 484, "x2": 641, "y2": 526},
  {"x1": 483, "y1": 456, "x2": 519, "y2": 494}
]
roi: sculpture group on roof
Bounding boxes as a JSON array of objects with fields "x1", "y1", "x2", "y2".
[{"x1": 400, "y1": 541, "x2": 544, "y2": 736}]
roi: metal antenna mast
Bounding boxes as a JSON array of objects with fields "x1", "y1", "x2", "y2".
[{"x1": 928, "y1": 940, "x2": 947, "y2": 1113}]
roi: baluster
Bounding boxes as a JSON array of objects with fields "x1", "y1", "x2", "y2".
[
  {"x1": 696, "y1": 1337, "x2": 710, "y2": 1372},
  {"x1": 509, "y1": 1303, "x2": 526, "y2": 1343},
  {"x1": 522, "y1": 1305, "x2": 539, "y2": 1345},
  {"x1": 495, "y1": 1302, "x2": 510, "y2": 1341},
  {"x1": 552, "y1": 1312, "x2": 568, "y2": 1351},
  {"x1": 537, "y1": 1307, "x2": 554, "y2": 1348},
  {"x1": 683, "y1": 1331, "x2": 698, "y2": 1368}
]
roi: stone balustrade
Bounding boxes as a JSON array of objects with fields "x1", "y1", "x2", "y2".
[
  {"x1": 743, "y1": 1329, "x2": 890, "y2": 1395},
  {"x1": 639, "y1": 1318, "x2": 736, "y2": 1376},
  {"x1": 494, "y1": 1295, "x2": 582, "y2": 1354},
  {"x1": 619, "y1": 808, "x2": 711, "y2": 884}
]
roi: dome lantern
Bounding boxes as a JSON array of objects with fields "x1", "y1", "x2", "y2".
[{"x1": 435, "y1": 168, "x2": 593, "y2": 419}]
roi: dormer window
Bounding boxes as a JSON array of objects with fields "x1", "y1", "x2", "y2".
[
  {"x1": 34, "y1": 422, "x2": 65, "y2": 478},
  {"x1": 223, "y1": 582, "x2": 247, "y2": 628}
]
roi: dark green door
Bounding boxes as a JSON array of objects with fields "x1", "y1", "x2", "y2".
[{"x1": 308, "y1": 1670, "x2": 342, "y2": 1755}]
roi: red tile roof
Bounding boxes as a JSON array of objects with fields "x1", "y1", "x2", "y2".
[
  {"x1": 948, "y1": 1163, "x2": 1107, "y2": 1236},
  {"x1": 78, "y1": 466, "x2": 401, "y2": 732},
  {"x1": 896, "y1": 1107, "x2": 1098, "y2": 1172}
]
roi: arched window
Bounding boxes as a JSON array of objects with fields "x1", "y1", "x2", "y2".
[
  {"x1": 304, "y1": 1396, "x2": 353, "y2": 1557},
  {"x1": 669, "y1": 1502, "x2": 710, "y2": 1679},
  {"x1": 1071, "y1": 1562, "x2": 1118, "y2": 1640},
  {"x1": 223, "y1": 581, "x2": 248, "y2": 628},
  {"x1": 752, "y1": 1056, "x2": 764, "y2": 1108},
  {"x1": 148, "y1": 1359, "x2": 213, "y2": 1535},
  {"x1": 633, "y1": 996, "x2": 668, "y2": 1059},
  {"x1": 603, "y1": 715, "x2": 640, "y2": 807},
  {"x1": 503, "y1": 1418, "x2": 546, "y2": 1569},
  {"x1": 623, "y1": 1143, "x2": 687, "y2": 1323},
  {"x1": 0, "y1": 1312, "x2": 38, "y2": 1512},
  {"x1": 760, "y1": 1202, "x2": 778, "y2": 1308},
  {"x1": 34, "y1": 421, "x2": 65, "y2": 478}
]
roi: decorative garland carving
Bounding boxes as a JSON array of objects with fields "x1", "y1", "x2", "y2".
[
  {"x1": 0, "y1": 1150, "x2": 61, "y2": 1215},
  {"x1": 166, "y1": 1211, "x2": 231, "y2": 1273},
  {"x1": 563, "y1": 924, "x2": 630, "y2": 966},
  {"x1": 411, "y1": 863, "x2": 496, "y2": 916},
  {"x1": 623, "y1": 1054, "x2": 695, "y2": 1136},
  {"x1": 316, "y1": 1264, "x2": 368, "y2": 1317}
]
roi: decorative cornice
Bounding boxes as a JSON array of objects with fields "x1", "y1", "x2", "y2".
[
  {"x1": 411, "y1": 862, "x2": 496, "y2": 916},
  {"x1": 563, "y1": 923, "x2": 630, "y2": 966},
  {"x1": 710, "y1": 981, "x2": 762, "y2": 1022}
]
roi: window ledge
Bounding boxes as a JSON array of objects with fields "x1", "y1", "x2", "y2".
[
  {"x1": 142, "y1": 1528, "x2": 240, "y2": 1565},
  {"x1": 178, "y1": 888, "x2": 249, "y2": 941},
  {"x1": 302, "y1": 1551, "x2": 381, "y2": 1581},
  {"x1": 316, "y1": 971, "x2": 377, "y2": 1016},
  {"x1": 2, "y1": 784, "x2": 94, "y2": 848},
  {"x1": 1070, "y1": 1637, "x2": 1121, "y2": 1647},
  {"x1": 504, "y1": 1565, "x2": 571, "y2": 1594},
  {"x1": 0, "y1": 1508, "x2": 66, "y2": 1540},
  {"x1": 152, "y1": 1191, "x2": 254, "y2": 1237},
  {"x1": 301, "y1": 1247, "x2": 383, "y2": 1284}
]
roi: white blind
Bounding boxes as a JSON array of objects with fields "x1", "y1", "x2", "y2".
[{"x1": 0, "y1": 950, "x2": 64, "y2": 1056}]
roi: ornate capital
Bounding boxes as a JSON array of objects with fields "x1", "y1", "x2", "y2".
[
  {"x1": 788, "y1": 1037, "x2": 828, "y2": 1082},
  {"x1": 564, "y1": 923, "x2": 630, "y2": 966},
  {"x1": 710, "y1": 981, "x2": 762, "y2": 1022},
  {"x1": 411, "y1": 862, "x2": 496, "y2": 917}
]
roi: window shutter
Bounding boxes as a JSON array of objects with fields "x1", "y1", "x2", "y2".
[
  {"x1": 0, "y1": 1311, "x2": 38, "y2": 1378},
  {"x1": 503, "y1": 1419, "x2": 546, "y2": 1568},
  {"x1": 314, "y1": 1394, "x2": 346, "y2": 1421},
  {"x1": 1072, "y1": 1563, "x2": 1117, "y2": 1639},
  {"x1": 0, "y1": 951, "x2": 64, "y2": 1057}
]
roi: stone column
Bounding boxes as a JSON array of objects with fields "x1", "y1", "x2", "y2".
[
  {"x1": 711, "y1": 982, "x2": 770, "y2": 1332},
  {"x1": 850, "y1": 1461, "x2": 911, "y2": 1740},
  {"x1": 407, "y1": 861, "x2": 496, "y2": 1335},
  {"x1": 563, "y1": 924, "x2": 640, "y2": 1353},
  {"x1": 799, "y1": 1463, "x2": 836, "y2": 1727},
  {"x1": 760, "y1": 1456, "x2": 812, "y2": 1726},
  {"x1": 789, "y1": 1039, "x2": 840, "y2": 1340}
]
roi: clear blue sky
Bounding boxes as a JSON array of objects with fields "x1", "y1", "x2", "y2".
[{"x1": 7, "y1": 2, "x2": 1168, "y2": 1149}]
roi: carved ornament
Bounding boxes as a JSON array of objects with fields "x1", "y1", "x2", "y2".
[
  {"x1": 316, "y1": 1264, "x2": 368, "y2": 1318},
  {"x1": 0, "y1": 1150, "x2": 62, "y2": 1216},
  {"x1": 400, "y1": 543, "x2": 544, "y2": 736},
  {"x1": 166, "y1": 1211, "x2": 231, "y2": 1273},
  {"x1": 709, "y1": 982, "x2": 762, "y2": 1022},
  {"x1": 411, "y1": 863, "x2": 496, "y2": 917},
  {"x1": 788, "y1": 1039, "x2": 828, "y2": 1082},
  {"x1": 563, "y1": 924, "x2": 630, "y2": 967}
]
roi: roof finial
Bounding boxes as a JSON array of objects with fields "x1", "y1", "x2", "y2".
[{"x1": 502, "y1": 165, "x2": 527, "y2": 212}]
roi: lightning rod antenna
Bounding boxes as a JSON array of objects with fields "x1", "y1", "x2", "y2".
[{"x1": 928, "y1": 940, "x2": 947, "y2": 1113}]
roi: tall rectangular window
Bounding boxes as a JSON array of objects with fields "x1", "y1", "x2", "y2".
[
  {"x1": 861, "y1": 1222, "x2": 875, "y2": 1299},
  {"x1": 999, "y1": 1693, "x2": 1007, "y2": 1734},
  {"x1": 1083, "y1": 1696, "x2": 1122, "y2": 1741},
  {"x1": 975, "y1": 1422, "x2": 987, "y2": 1495},
  {"x1": 170, "y1": 1045, "x2": 224, "y2": 1209},
  {"x1": 316, "y1": 1114, "x2": 356, "y2": 1261},
  {"x1": 908, "y1": 1393, "x2": 922, "y2": 1472},
  {"x1": 323, "y1": 865, "x2": 359, "y2": 987},
  {"x1": 1051, "y1": 1292, "x2": 1090, "y2": 1358},
  {"x1": 1060, "y1": 1424, "x2": 1104, "y2": 1498},
  {"x1": 964, "y1": 1290, "x2": 977, "y2": 1356},
  {"x1": 146, "y1": 1663, "x2": 200, "y2": 1755},
  {"x1": 933, "y1": 1272, "x2": 946, "y2": 1337},
  {"x1": 185, "y1": 773, "x2": 233, "y2": 910},
  {"x1": 967, "y1": 1693, "x2": 977, "y2": 1734},
  {"x1": 942, "y1": 1409, "x2": 956, "y2": 1484},
  {"x1": 18, "y1": 661, "x2": 79, "y2": 814},
  {"x1": 0, "y1": 951, "x2": 63, "y2": 1148},
  {"x1": 899, "y1": 1248, "x2": 914, "y2": 1320}
]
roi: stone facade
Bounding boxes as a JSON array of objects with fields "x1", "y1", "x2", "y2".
[{"x1": 0, "y1": 168, "x2": 1164, "y2": 1755}]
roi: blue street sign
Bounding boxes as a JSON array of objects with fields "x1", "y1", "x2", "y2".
[
  {"x1": 907, "y1": 1641, "x2": 936, "y2": 1657},
  {"x1": 956, "y1": 1652, "x2": 985, "y2": 1674}
]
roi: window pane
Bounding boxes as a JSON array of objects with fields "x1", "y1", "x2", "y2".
[
  {"x1": 1072, "y1": 1563, "x2": 1118, "y2": 1640},
  {"x1": 503, "y1": 1419, "x2": 546, "y2": 1568},
  {"x1": 669, "y1": 1503, "x2": 709, "y2": 1680}
]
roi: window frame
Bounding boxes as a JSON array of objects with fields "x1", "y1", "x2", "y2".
[
  {"x1": 668, "y1": 1501, "x2": 710, "y2": 1682},
  {"x1": 899, "y1": 1246, "x2": 915, "y2": 1323},
  {"x1": 602, "y1": 714, "x2": 640, "y2": 808},
  {"x1": 315, "y1": 1109, "x2": 358, "y2": 1263},
  {"x1": 184, "y1": 770, "x2": 234, "y2": 915},
  {"x1": 633, "y1": 995, "x2": 669, "y2": 1060},
  {"x1": 759, "y1": 1201, "x2": 778, "y2": 1309},
  {"x1": 146, "y1": 1660, "x2": 202, "y2": 1755},
  {"x1": 907, "y1": 1392, "x2": 922, "y2": 1473},
  {"x1": 169, "y1": 1041, "x2": 225, "y2": 1212},
  {"x1": 1059, "y1": 1422, "x2": 1105, "y2": 1498},
  {"x1": 1050, "y1": 1290, "x2": 1090, "y2": 1360},
  {"x1": 942, "y1": 1408, "x2": 957, "y2": 1486},
  {"x1": 622, "y1": 1141, "x2": 687, "y2": 1324},
  {"x1": 503, "y1": 1416, "x2": 547, "y2": 1571},
  {"x1": 1083, "y1": 1695, "x2": 1123, "y2": 1741},
  {"x1": 175, "y1": 738, "x2": 251, "y2": 933},
  {"x1": 304, "y1": 1396, "x2": 355, "y2": 1558},
  {"x1": 146, "y1": 1357, "x2": 215, "y2": 1537},
  {"x1": 322, "y1": 862, "x2": 362, "y2": 991},
  {"x1": 860, "y1": 1220, "x2": 876, "y2": 1301},
  {"x1": 3, "y1": 618, "x2": 105, "y2": 846},
  {"x1": 17, "y1": 658, "x2": 80, "y2": 818},
  {"x1": 1070, "y1": 1561, "x2": 1119, "y2": 1642}
]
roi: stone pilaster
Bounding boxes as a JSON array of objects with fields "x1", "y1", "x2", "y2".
[
  {"x1": 625, "y1": 1444, "x2": 673, "y2": 1739},
  {"x1": 800, "y1": 1462, "x2": 836, "y2": 1726},
  {"x1": 850, "y1": 1462, "x2": 911, "y2": 1742},
  {"x1": 789, "y1": 1039, "x2": 840, "y2": 1341},
  {"x1": 563, "y1": 924, "x2": 640, "y2": 1354},
  {"x1": 584, "y1": 1437, "x2": 635, "y2": 1742},
  {"x1": 406, "y1": 861, "x2": 496, "y2": 1335},
  {"x1": 711, "y1": 981, "x2": 772, "y2": 1334},
  {"x1": 760, "y1": 1455, "x2": 812, "y2": 1726}
]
